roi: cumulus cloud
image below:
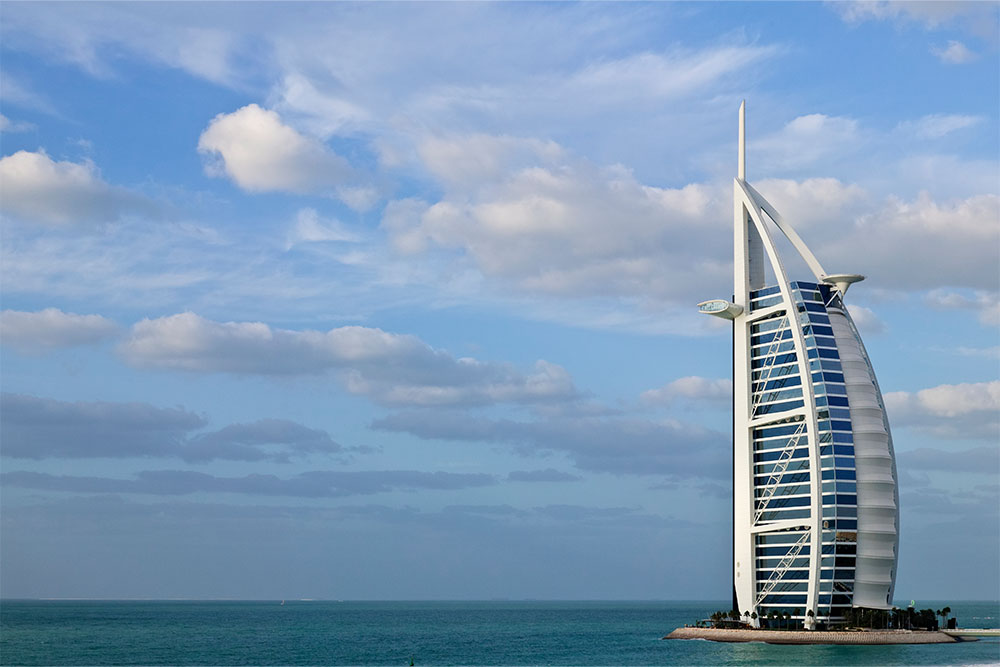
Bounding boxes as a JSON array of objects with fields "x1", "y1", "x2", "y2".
[
  {"x1": 858, "y1": 193, "x2": 1000, "y2": 291},
  {"x1": 119, "y1": 312, "x2": 578, "y2": 407},
  {"x1": 388, "y1": 136, "x2": 995, "y2": 303},
  {"x1": 0, "y1": 393, "x2": 345, "y2": 463},
  {"x1": 197, "y1": 104, "x2": 373, "y2": 210},
  {"x1": 383, "y1": 134, "x2": 728, "y2": 300},
  {"x1": 417, "y1": 134, "x2": 564, "y2": 190},
  {"x1": 884, "y1": 380, "x2": 1000, "y2": 439},
  {"x1": 0, "y1": 150, "x2": 154, "y2": 225},
  {"x1": 750, "y1": 178, "x2": 870, "y2": 231},
  {"x1": 846, "y1": 304, "x2": 887, "y2": 335},
  {"x1": 641, "y1": 376, "x2": 732, "y2": 405},
  {"x1": 753, "y1": 183, "x2": 1000, "y2": 292},
  {"x1": 1, "y1": 469, "x2": 497, "y2": 498},
  {"x1": 0, "y1": 308, "x2": 118, "y2": 352},
  {"x1": 372, "y1": 411, "x2": 728, "y2": 478},
  {"x1": 1, "y1": 393, "x2": 206, "y2": 460}
]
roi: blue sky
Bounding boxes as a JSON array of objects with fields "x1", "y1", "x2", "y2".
[{"x1": 1, "y1": 1, "x2": 997, "y2": 601}]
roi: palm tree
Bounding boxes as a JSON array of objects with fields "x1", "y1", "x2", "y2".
[
  {"x1": 751, "y1": 611, "x2": 758, "y2": 628},
  {"x1": 942, "y1": 606, "x2": 952, "y2": 629}
]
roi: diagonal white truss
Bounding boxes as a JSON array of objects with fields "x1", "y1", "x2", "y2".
[
  {"x1": 755, "y1": 530, "x2": 811, "y2": 607},
  {"x1": 753, "y1": 419, "x2": 807, "y2": 525},
  {"x1": 750, "y1": 315, "x2": 792, "y2": 417}
]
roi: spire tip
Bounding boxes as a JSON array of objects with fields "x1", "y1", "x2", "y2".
[{"x1": 738, "y1": 101, "x2": 746, "y2": 181}]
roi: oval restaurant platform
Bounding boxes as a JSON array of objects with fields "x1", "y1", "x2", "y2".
[{"x1": 665, "y1": 627, "x2": 968, "y2": 644}]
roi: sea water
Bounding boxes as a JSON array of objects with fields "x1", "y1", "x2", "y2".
[{"x1": 2, "y1": 600, "x2": 998, "y2": 666}]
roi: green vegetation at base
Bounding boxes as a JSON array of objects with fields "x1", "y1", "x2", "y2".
[{"x1": 696, "y1": 605, "x2": 956, "y2": 631}]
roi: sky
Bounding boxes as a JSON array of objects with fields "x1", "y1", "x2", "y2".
[{"x1": 0, "y1": 1, "x2": 998, "y2": 602}]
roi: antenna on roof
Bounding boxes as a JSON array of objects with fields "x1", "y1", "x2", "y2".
[{"x1": 738, "y1": 100, "x2": 746, "y2": 181}]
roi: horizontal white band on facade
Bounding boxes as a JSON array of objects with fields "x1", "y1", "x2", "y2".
[
  {"x1": 857, "y1": 525, "x2": 897, "y2": 535},
  {"x1": 749, "y1": 519, "x2": 811, "y2": 534},
  {"x1": 857, "y1": 500, "x2": 896, "y2": 510},
  {"x1": 748, "y1": 408, "x2": 808, "y2": 429},
  {"x1": 746, "y1": 304, "x2": 787, "y2": 322},
  {"x1": 854, "y1": 575, "x2": 894, "y2": 585},
  {"x1": 855, "y1": 452, "x2": 893, "y2": 461}
]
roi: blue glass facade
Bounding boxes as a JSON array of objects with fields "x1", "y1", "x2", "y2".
[{"x1": 749, "y1": 281, "x2": 858, "y2": 621}]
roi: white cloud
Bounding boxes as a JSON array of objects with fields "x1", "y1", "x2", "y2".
[
  {"x1": 833, "y1": 1, "x2": 997, "y2": 31},
  {"x1": 846, "y1": 193, "x2": 1000, "y2": 290},
  {"x1": 752, "y1": 114, "x2": 861, "y2": 170},
  {"x1": 954, "y1": 346, "x2": 1000, "y2": 360},
  {"x1": 0, "y1": 113, "x2": 35, "y2": 133},
  {"x1": 899, "y1": 113, "x2": 983, "y2": 139},
  {"x1": 197, "y1": 104, "x2": 363, "y2": 204},
  {"x1": 417, "y1": 134, "x2": 564, "y2": 190},
  {"x1": 925, "y1": 289, "x2": 1000, "y2": 326},
  {"x1": 754, "y1": 183, "x2": 1000, "y2": 292},
  {"x1": 641, "y1": 376, "x2": 732, "y2": 405},
  {"x1": 119, "y1": 312, "x2": 579, "y2": 407},
  {"x1": 0, "y1": 5, "x2": 248, "y2": 85},
  {"x1": 752, "y1": 177, "x2": 869, "y2": 230},
  {"x1": 916, "y1": 381, "x2": 1000, "y2": 416},
  {"x1": 379, "y1": 129, "x2": 998, "y2": 306},
  {"x1": 846, "y1": 304, "x2": 887, "y2": 335},
  {"x1": 0, "y1": 308, "x2": 118, "y2": 352},
  {"x1": 931, "y1": 40, "x2": 978, "y2": 64},
  {"x1": 561, "y1": 46, "x2": 781, "y2": 104},
  {"x1": 0, "y1": 150, "x2": 153, "y2": 225},
  {"x1": 885, "y1": 380, "x2": 1000, "y2": 439},
  {"x1": 285, "y1": 208, "x2": 360, "y2": 250},
  {"x1": 383, "y1": 134, "x2": 728, "y2": 300},
  {"x1": 0, "y1": 72, "x2": 58, "y2": 116}
]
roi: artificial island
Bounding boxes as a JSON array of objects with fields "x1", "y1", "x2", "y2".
[{"x1": 666, "y1": 103, "x2": 991, "y2": 645}]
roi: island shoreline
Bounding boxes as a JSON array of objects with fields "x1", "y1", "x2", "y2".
[{"x1": 664, "y1": 627, "x2": 966, "y2": 645}]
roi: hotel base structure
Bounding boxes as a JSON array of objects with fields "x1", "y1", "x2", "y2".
[{"x1": 699, "y1": 102, "x2": 899, "y2": 629}]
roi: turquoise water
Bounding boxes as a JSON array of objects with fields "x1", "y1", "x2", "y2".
[{"x1": 2, "y1": 600, "x2": 998, "y2": 666}]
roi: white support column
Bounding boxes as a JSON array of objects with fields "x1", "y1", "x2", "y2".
[{"x1": 737, "y1": 179, "x2": 823, "y2": 623}]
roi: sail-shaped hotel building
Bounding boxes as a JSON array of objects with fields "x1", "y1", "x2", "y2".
[{"x1": 699, "y1": 103, "x2": 899, "y2": 629}]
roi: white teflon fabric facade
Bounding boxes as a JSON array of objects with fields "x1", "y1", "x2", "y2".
[{"x1": 827, "y1": 307, "x2": 899, "y2": 609}]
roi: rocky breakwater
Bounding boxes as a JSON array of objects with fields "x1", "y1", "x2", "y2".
[{"x1": 665, "y1": 627, "x2": 960, "y2": 645}]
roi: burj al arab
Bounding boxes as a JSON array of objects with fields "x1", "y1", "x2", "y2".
[{"x1": 699, "y1": 102, "x2": 900, "y2": 629}]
